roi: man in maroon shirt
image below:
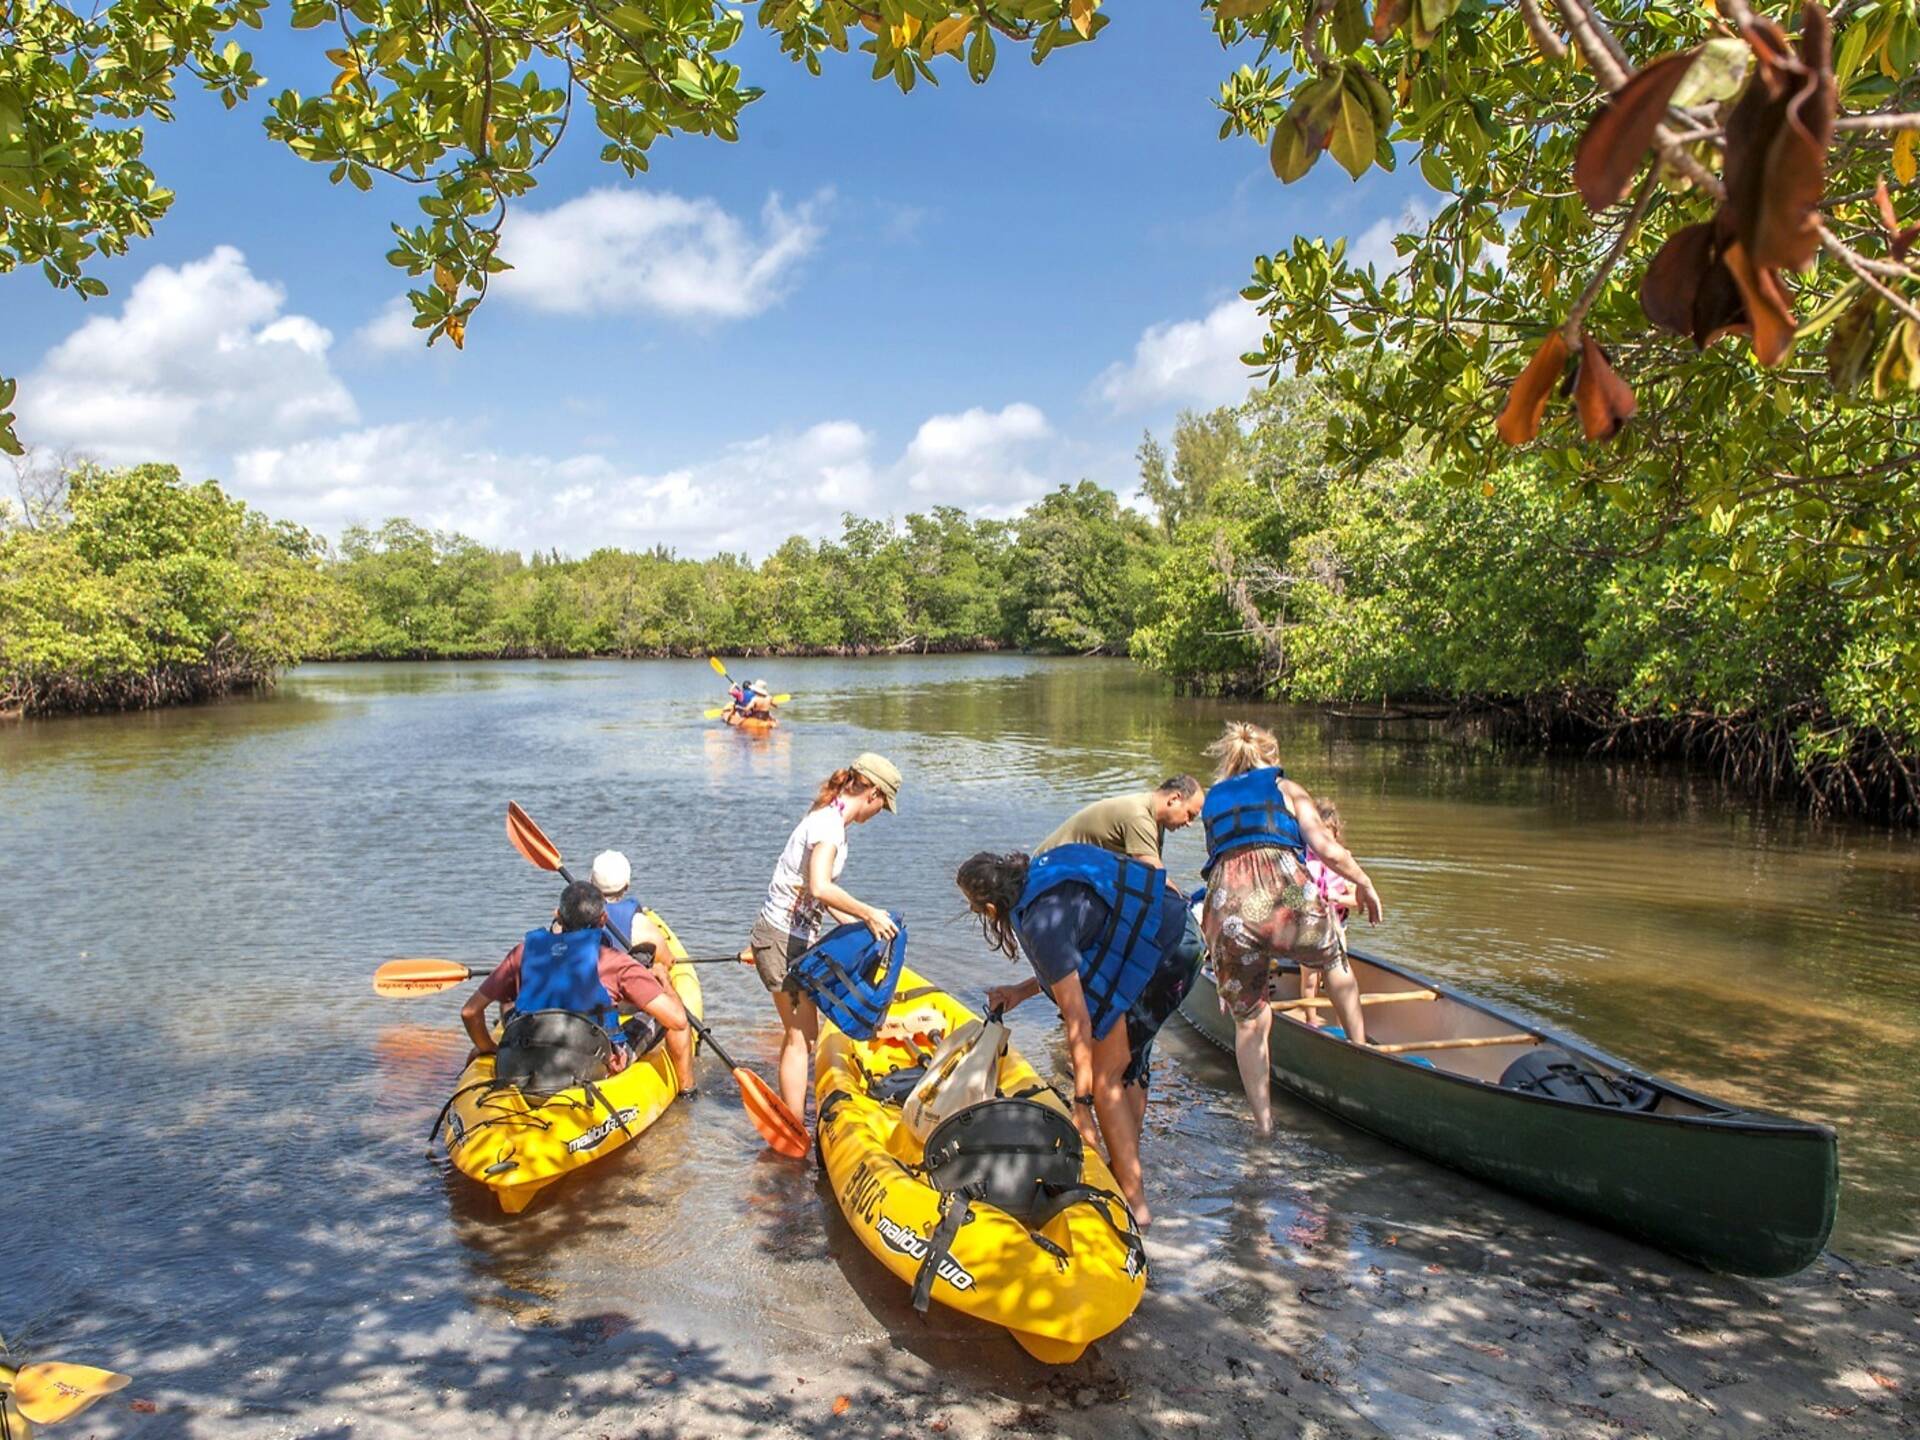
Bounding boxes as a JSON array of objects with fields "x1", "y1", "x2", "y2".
[{"x1": 461, "y1": 882, "x2": 695, "y2": 1092}]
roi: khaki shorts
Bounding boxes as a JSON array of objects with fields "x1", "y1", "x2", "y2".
[
  {"x1": 1201, "y1": 846, "x2": 1348, "y2": 1019},
  {"x1": 748, "y1": 915, "x2": 815, "y2": 997}
]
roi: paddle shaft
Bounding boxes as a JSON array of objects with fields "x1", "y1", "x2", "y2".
[
  {"x1": 1275, "y1": 988, "x2": 1437, "y2": 1011},
  {"x1": 595, "y1": 897, "x2": 751, "y2": 1072}
]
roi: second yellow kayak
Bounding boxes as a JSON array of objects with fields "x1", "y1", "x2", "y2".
[{"x1": 815, "y1": 967, "x2": 1147, "y2": 1362}]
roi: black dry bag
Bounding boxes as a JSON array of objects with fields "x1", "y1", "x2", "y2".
[
  {"x1": 494, "y1": 1009, "x2": 613, "y2": 1100},
  {"x1": 920, "y1": 1098, "x2": 1084, "y2": 1221},
  {"x1": 1499, "y1": 1046, "x2": 1658, "y2": 1111}
]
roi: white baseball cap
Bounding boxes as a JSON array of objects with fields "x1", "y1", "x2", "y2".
[{"x1": 590, "y1": 850, "x2": 632, "y2": 895}]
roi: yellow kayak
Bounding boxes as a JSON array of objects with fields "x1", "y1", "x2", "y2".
[
  {"x1": 815, "y1": 967, "x2": 1147, "y2": 1363},
  {"x1": 439, "y1": 909, "x2": 702, "y2": 1214}
]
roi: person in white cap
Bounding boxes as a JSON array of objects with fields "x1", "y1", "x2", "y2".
[
  {"x1": 747, "y1": 752, "x2": 901, "y2": 1122},
  {"x1": 589, "y1": 849, "x2": 695, "y2": 1094},
  {"x1": 724, "y1": 678, "x2": 778, "y2": 726}
]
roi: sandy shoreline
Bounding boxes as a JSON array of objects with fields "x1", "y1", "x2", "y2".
[{"x1": 67, "y1": 1071, "x2": 1918, "y2": 1440}]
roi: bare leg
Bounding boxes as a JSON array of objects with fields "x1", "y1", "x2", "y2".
[
  {"x1": 771, "y1": 989, "x2": 819, "y2": 1121},
  {"x1": 1300, "y1": 968, "x2": 1323, "y2": 1027},
  {"x1": 1123, "y1": 1080, "x2": 1147, "y2": 1140},
  {"x1": 665, "y1": 1024, "x2": 695, "y2": 1093},
  {"x1": 1090, "y1": 1026, "x2": 1150, "y2": 1226},
  {"x1": 1234, "y1": 1002, "x2": 1275, "y2": 1135},
  {"x1": 1325, "y1": 963, "x2": 1366, "y2": 1045}
]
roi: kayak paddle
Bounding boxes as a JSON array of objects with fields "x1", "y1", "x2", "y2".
[
  {"x1": 703, "y1": 693, "x2": 791, "y2": 718},
  {"x1": 503, "y1": 802, "x2": 810, "y2": 1158},
  {"x1": 0, "y1": 1359, "x2": 131, "y2": 1426},
  {"x1": 373, "y1": 952, "x2": 751, "y2": 996}
]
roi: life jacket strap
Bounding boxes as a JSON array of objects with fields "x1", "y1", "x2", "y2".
[{"x1": 911, "y1": 1185, "x2": 981, "y2": 1314}]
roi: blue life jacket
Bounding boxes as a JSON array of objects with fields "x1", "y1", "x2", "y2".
[
  {"x1": 1201, "y1": 766, "x2": 1306, "y2": 876},
  {"x1": 602, "y1": 897, "x2": 642, "y2": 955},
  {"x1": 514, "y1": 926, "x2": 622, "y2": 1042},
  {"x1": 1011, "y1": 844, "x2": 1175, "y2": 1041},
  {"x1": 789, "y1": 916, "x2": 908, "y2": 1040}
]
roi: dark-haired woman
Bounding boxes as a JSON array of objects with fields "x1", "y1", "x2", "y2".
[
  {"x1": 749, "y1": 753, "x2": 902, "y2": 1123},
  {"x1": 957, "y1": 845, "x2": 1200, "y2": 1227}
]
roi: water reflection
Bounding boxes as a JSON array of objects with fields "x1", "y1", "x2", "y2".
[{"x1": 3, "y1": 654, "x2": 1916, "y2": 1416}]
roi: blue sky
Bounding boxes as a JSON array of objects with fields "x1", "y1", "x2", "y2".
[{"x1": 5, "y1": 6, "x2": 1425, "y2": 557}]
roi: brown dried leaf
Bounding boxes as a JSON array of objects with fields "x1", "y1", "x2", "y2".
[
  {"x1": 1495, "y1": 332, "x2": 1570, "y2": 446},
  {"x1": 832, "y1": 1394, "x2": 852, "y2": 1416},
  {"x1": 1640, "y1": 221, "x2": 1715, "y2": 337},
  {"x1": 1371, "y1": 0, "x2": 1410, "y2": 41},
  {"x1": 1873, "y1": 177, "x2": 1920, "y2": 260},
  {"x1": 1723, "y1": 4, "x2": 1834, "y2": 272},
  {"x1": 1573, "y1": 336, "x2": 1637, "y2": 441},
  {"x1": 1574, "y1": 48, "x2": 1702, "y2": 212},
  {"x1": 1720, "y1": 238, "x2": 1797, "y2": 365}
]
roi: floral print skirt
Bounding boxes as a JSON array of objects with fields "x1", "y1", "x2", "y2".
[{"x1": 1200, "y1": 845, "x2": 1348, "y2": 1019}]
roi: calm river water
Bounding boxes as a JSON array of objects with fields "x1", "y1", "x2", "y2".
[{"x1": 4, "y1": 655, "x2": 1915, "y2": 1422}]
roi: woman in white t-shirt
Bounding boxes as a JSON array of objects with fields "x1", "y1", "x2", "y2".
[{"x1": 748, "y1": 752, "x2": 902, "y2": 1122}]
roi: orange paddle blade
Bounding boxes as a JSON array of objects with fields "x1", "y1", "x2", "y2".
[
  {"x1": 12, "y1": 1361, "x2": 131, "y2": 1424},
  {"x1": 505, "y1": 801, "x2": 563, "y2": 873},
  {"x1": 733, "y1": 1067, "x2": 809, "y2": 1158},
  {"x1": 373, "y1": 958, "x2": 475, "y2": 996}
]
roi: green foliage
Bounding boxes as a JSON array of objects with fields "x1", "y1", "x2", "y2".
[
  {"x1": 0, "y1": 463, "x2": 335, "y2": 712},
  {"x1": 1131, "y1": 378, "x2": 1920, "y2": 818},
  {"x1": 322, "y1": 494, "x2": 1111, "y2": 659},
  {"x1": 1209, "y1": 0, "x2": 1920, "y2": 660},
  {"x1": 1, "y1": 0, "x2": 1114, "y2": 446},
  {"x1": 1001, "y1": 481, "x2": 1160, "y2": 653}
]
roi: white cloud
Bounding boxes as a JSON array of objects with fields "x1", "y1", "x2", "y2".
[
  {"x1": 20, "y1": 246, "x2": 356, "y2": 460},
  {"x1": 493, "y1": 188, "x2": 826, "y2": 320},
  {"x1": 355, "y1": 297, "x2": 422, "y2": 353},
  {"x1": 228, "y1": 400, "x2": 1064, "y2": 558},
  {"x1": 1094, "y1": 298, "x2": 1265, "y2": 413},
  {"x1": 231, "y1": 417, "x2": 892, "y2": 557},
  {"x1": 901, "y1": 403, "x2": 1051, "y2": 505}
]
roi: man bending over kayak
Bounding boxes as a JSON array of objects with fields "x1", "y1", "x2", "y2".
[
  {"x1": 461, "y1": 880, "x2": 695, "y2": 1094},
  {"x1": 1037, "y1": 775, "x2": 1205, "y2": 867}
]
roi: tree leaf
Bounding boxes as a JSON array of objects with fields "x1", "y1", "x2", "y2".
[
  {"x1": 1331, "y1": 0, "x2": 1369, "y2": 54},
  {"x1": 1720, "y1": 238, "x2": 1798, "y2": 366},
  {"x1": 1670, "y1": 37, "x2": 1750, "y2": 107},
  {"x1": 1070, "y1": 0, "x2": 1095, "y2": 41},
  {"x1": 1328, "y1": 81, "x2": 1377, "y2": 179},
  {"x1": 1721, "y1": 4, "x2": 1835, "y2": 273},
  {"x1": 927, "y1": 16, "x2": 970, "y2": 56},
  {"x1": 1895, "y1": 130, "x2": 1918, "y2": 188},
  {"x1": 1270, "y1": 114, "x2": 1317, "y2": 183},
  {"x1": 1495, "y1": 332, "x2": 1569, "y2": 445},
  {"x1": 1573, "y1": 336, "x2": 1637, "y2": 441},
  {"x1": 1371, "y1": 0, "x2": 1410, "y2": 41},
  {"x1": 1573, "y1": 48, "x2": 1701, "y2": 211}
]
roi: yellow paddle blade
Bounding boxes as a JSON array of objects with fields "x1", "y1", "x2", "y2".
[
  {"x1": 707, "y1": 655, "x2": 728, "y2": 675},
  {"x1": 769, "y1": 694, "x2": 792, "y2": 705},
  {"x1": 505, "y1": 801, "x2": 563, "y2": 873},
  {"x1": 702, "y1": 706, "x2": 726, "y2": 719},
  {"x1": 373, "y1": 958, "x2": 475, "y2": 996},
  {"x1": 11, "y1": 1362, "x2": 130, "y2": 1425}
]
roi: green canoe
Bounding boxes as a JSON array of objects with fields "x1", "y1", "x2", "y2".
[{"x1": 1178, "y1": 947, "x2": 1838, "y2": 1277}]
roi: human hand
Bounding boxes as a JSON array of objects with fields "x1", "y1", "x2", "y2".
[
  {"x1": 1355, "y1": 881, "x2": 1384, "y2": 925},
  {"x1": 985, "y1": 983, "x2": 1029, "y2": 1015},
  {"x1": 865, "y1": 909, "x2": 899, "y2": 942},
  {"x1": 1071, "y1": 1097, "x2": 1101, "y2": 1150}
]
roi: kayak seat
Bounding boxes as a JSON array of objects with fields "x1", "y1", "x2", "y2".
[
  {"x1": 494, "y1": 1009, "x2": 613, "y2": 1101},
  {"x1": 1498, "y1": 1047, "x2": 1658, "y2": 1111},
  {"x1": 920, "y1": 1098, "x2": 1085, "y2": 1220},
  {"x1": 868, "y1": 1064, "x2": 928, "y2": 1105}
]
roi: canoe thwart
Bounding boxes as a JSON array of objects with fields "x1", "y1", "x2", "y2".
[
  {"x1": 1372, "y1": 1034, "x2": 1540, "y2": 1055},
  {"x1": 1274, "y1": 988, "x2": 1438, "y2": 1011}
]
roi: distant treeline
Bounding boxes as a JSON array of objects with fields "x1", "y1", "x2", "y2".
[{"x1": 5, "y1": 385, "x2": 1915, "y2": 823}]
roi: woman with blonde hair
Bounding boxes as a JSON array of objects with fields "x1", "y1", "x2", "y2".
[
  {"x1": 1199, "y1": 721, "x2": 1383, "y2": 1135},
  {"x1": 749, "y1": 753, "x2": 902, "y2": 1122}
]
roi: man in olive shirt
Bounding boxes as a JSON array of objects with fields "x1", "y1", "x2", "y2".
[{"x1": 1037, "y1": 775, "x2": 1204, "y2": 866}]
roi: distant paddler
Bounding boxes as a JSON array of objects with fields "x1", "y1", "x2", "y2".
[
  {"x1": 725, "y1": 678, "x2": 779, "y2": 728},
  {"x1": 1198, "y1": 721, "x2": 1384, "y2": 1136}
]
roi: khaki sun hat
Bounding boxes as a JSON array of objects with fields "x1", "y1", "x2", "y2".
[
  {"x1": 848, "y1": 752, "x2": 902, "y2": 813},
  {"x1": 589, "y1": 850, "x2": 633, "y2": 895}
]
